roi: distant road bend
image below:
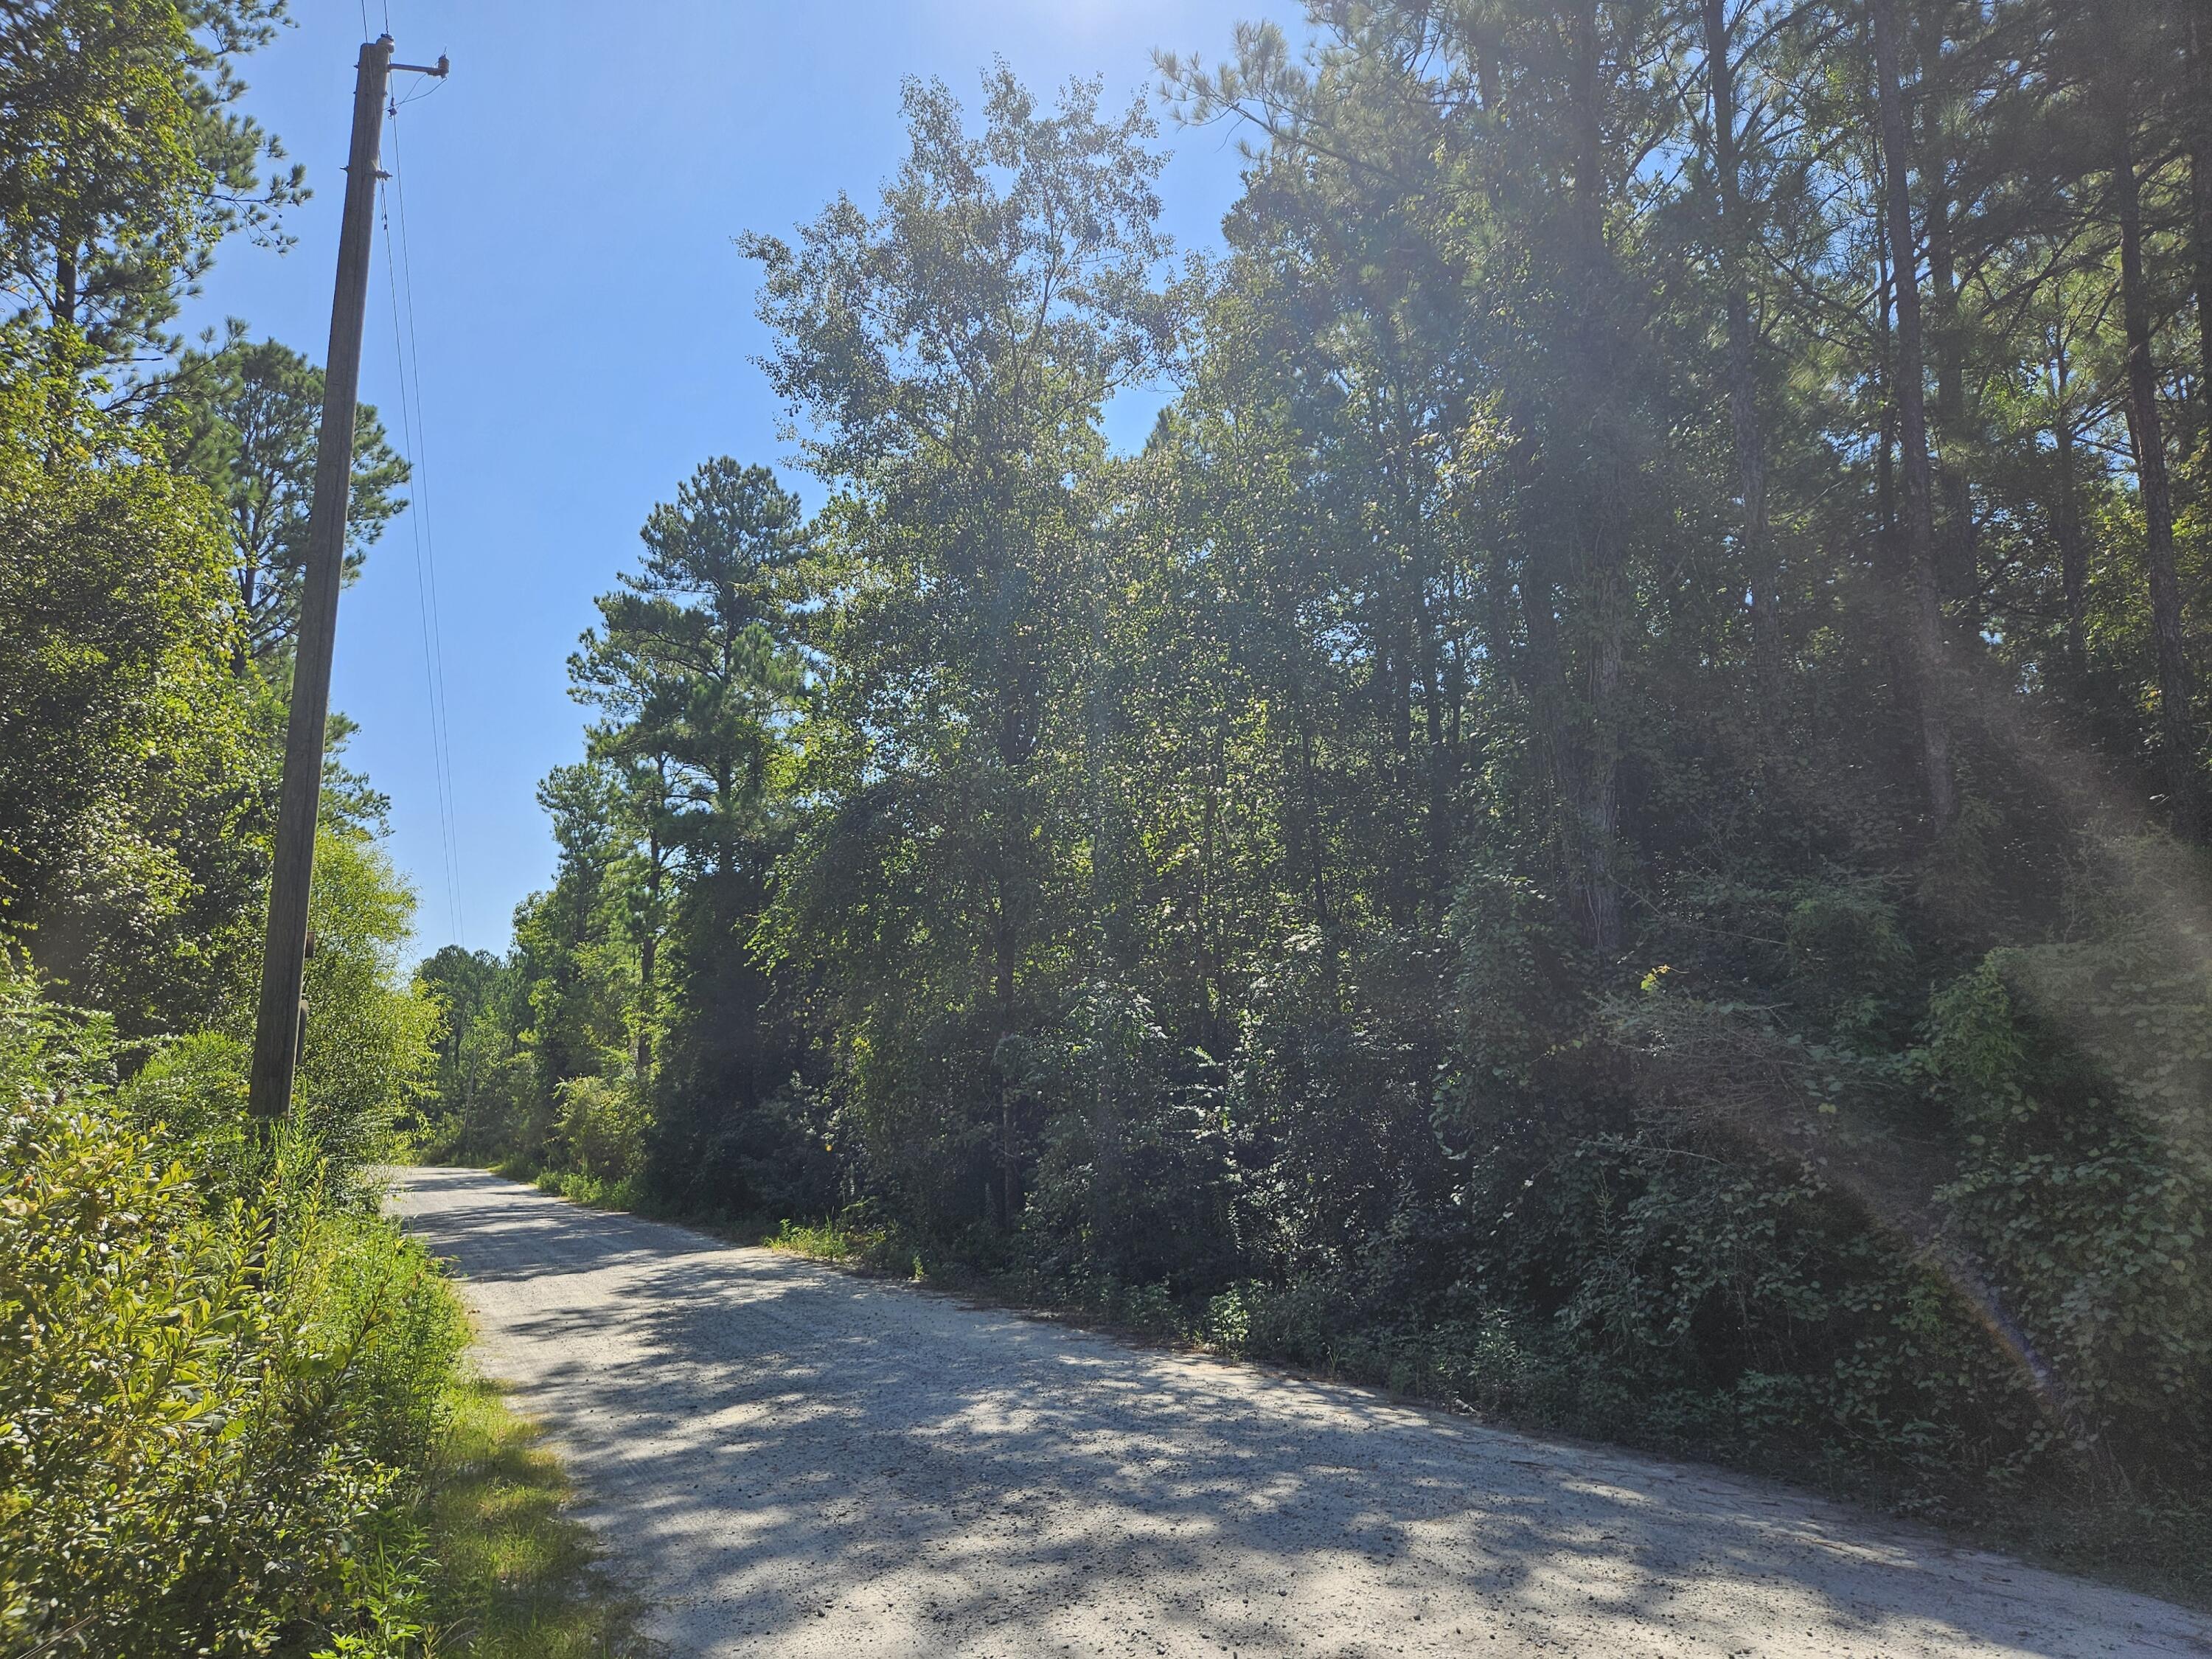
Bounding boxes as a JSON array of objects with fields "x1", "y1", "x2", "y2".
[{"x1": 391, "y1": 1166, "x2": 2212, "y2": 1658}]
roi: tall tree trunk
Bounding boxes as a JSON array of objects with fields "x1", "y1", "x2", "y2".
[
  {"x1": 2047, "y1": 314, "x2": 2089, "y2": 681},
  {"x1": 1554, "y1": 0, "x2": 1627, "y2": 953},
  {"x1": 232, "y1": 561, "x2": 256, "y2": 679},
  {"x1": 1703, "y1": 0, "x2": 1784, "y2": 704},
  {"x1": 2111, "y1": 101, "x2": 2202, "y2": 832},
  {"x1": 1202, "y1": 712, "x2": 1228, "y2": 1059},
  {"x1": 53, "y1": 243, "x2": 77, "y2": 333},
  {"x1": 1926, "y1": 101, "x2": 1978, "y2": 611},
  {"x1": 1870, "y1": 0, "x2": 1958, "y2": 828},
  {"x1": 47, "y1": 237, "x2": 80, "y2": 445},
  {"x1": 1082, "y1": 546, "x2": 1124, "y2": 1245},
  {"x1": 1001, "y1": 1088, "x2": 1018, "y2": 1231},
  {"x1": 1876, "y1": 205, "x2": 1899, "y2": 578},
  {"x1": 994, "y1": 882, "x2": 1019, "y2": 1228},
  {"x1": 1523, "y1": 551, "x2": 1623, "y2": 951},
  {"x1": 1579, "y1": 560, "x2": 1626, "y2": 953},
  {"x1": 2055, "y1": 406, "x2": 2088, "y2": 683},
  {"x1": 638, "y1": 821, "x2": 660, "y2": 1082},
  {"x1": 2187, "y1": 0, "x2": 2212, "y2": 433},
  {"x1": 1283, "y1": 677, "x2": 1335, "y2": 931},
  {"x1": 1419, "y1": 590, "x2": 1455, "y2": 914}
]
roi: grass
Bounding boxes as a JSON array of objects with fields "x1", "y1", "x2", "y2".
[
  {"x1": 764, "y1": 1213, "x2": 1186, "y2": 1337},
  {"x1": 324, "y1": 1372, "x2": 653, "y2": 1658},
  {"x1": 415, "y1": 1376, "x2": 650, "y2": 1658},
  {"x1": 498, "y1": 1157, "x2": 767, "y2": 1242},
  {"x1": 529, "y1": 1166, "x2": 644, "y2": 1212},
  {"x1": 765, "y1": 1213, "x2": 917, "y2": 1276}
]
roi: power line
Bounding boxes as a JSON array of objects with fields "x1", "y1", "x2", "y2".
[
  {"x1": 378, "y1": 102, "x2": 467, "y2": 947},
  {"x1": 390, "y1": 106, "x2": 469, "y2": 948}
]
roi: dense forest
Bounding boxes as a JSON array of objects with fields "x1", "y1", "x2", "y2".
[{"x1": 422, "y1": 0, "x2": 2212, "y2": 1564}]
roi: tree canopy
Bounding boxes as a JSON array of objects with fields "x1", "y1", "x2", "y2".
[{"x1": 449, "y1": 16, "x2": 2212, "y2": 1556}]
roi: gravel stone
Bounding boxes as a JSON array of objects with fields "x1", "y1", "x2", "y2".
[{"x1": 390, "y1": 1165, "x2": 2212, "y2": 1658}]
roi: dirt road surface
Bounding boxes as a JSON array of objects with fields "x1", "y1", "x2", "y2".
[{"x1": 389, "y1": 1166, "x2": 2212, "y2": 1658}]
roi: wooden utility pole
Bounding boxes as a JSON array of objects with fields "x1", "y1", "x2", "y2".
[{"x1": 249, "y1": 35, "x2": 445, "y2": 1119}]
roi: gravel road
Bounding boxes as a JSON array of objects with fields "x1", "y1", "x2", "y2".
[{"x1": 389, "y1": 1165, "x2": 2212, "y2": 1658}]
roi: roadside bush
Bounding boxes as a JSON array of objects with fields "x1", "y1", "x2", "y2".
[
  {"x1": 647, "y1": 1078, "x2": 841, "y2": 1222},
  {"x1": 1013, "y1": 980, "x2": 1239, "y2": 1293},
  {"x1": 535, "y1": 1166, "x2": 643, "y2": 1211},
  {"x1": 415, "y1": 1049, "x2": 537, "y2": 1168},
  {"x1": 0, "y1": 961, "x2": 466, "y2": 1658},
  {"x1": 297, "y1": 829, "x2": 442, "y2": 1188},
  {"x1": 1927, "y1": 925, "x2": 2212, "y2": 1480},
  {"x1": 0, "y1": 418, "x2": 272, "y2": 1038},
  {"x1": 553, "y1": 1073, "x2": 652, "y2": 1183},
  {"x1": 114, "y1": 1028, "x2": 258, "y2": 1195}
]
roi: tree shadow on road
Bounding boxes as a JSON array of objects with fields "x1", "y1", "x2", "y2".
[{"x1": 396, "y1": 1166, "x2": 2212, "y2": 1658}]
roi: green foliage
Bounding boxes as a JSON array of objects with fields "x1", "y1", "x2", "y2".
[
  {"x1": 552, "y1": 1073, "x2": 650, "y2": 1186},
  {"x1": 0, "y1": 5, "x2": 645, "y2": 1648},
  {"x1": 297, "y1": 827, "x2": 439, "y2": 1179},
  {"x1": 1927, "y1": 885, "x2": 2212, "y2": 1475},
  {"x1": 0, "y1": 0, "x2": 302, "y2": 364},
  {"x1": 162, "y1": 326, "x2": 409, "y2": 673},
  {"x1": 767, "y1": 1207, "x2": 899, "y2": 1270},
  {"x1": 445, "y1": 13, "x2": 2212, "y2": 1573},
  {"x1": 531, "y1": 1166, "x2": 642, "y2": 1215},
  {"x1": 0, "y1": 386, "x2": 274, "y2": 1031},
  {"x1": 568, "y1": 456, "x2": 803, "y2": 846},
  {"x1": 412, "y1": 946, "x2": 535, "y2": 1165},
  {"x1": 1012, "y1": 980, "x2": 1238, "y2": 1291},
  {"x1": 312, "y1": 1378, "x2": 647, "y2": 1659},
  {"x1": 745, "y1": 68, "x2": 1181, "y2": 1233},
  {"x1": 0, "y1": 964, "x2": 465, "y2": 1657}
]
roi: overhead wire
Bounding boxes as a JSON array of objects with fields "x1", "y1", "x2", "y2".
[
  {"x1": 389, "y1": 106, "x2": 469, "y2": 948},
  {"x1": 378, "y1": 93, "x2": 468, "y2": 946},
  {"x1": 385, "y1": 110, "x2": 465, "y2": 947},
  {"x1": 392, "y1": 72, "x2": 445, "y2": 112}
]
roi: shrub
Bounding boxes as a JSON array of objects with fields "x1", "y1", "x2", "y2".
[
  {"x1": 553, "y1": 1073, "x2": 652, "y2": 1184},
  {"x1": 296, "y1": 829, "x2": 442, "y2": 1186},
  {"x1": 1928, "y1": 939, "x2": 2212, "y2": 1478},
  {"x1": 0, "y1": 962, "x2": 466, "y2": 1658}
]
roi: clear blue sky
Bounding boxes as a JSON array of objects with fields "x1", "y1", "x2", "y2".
[{"x1": 187, "y1": 1, "x2": 1306, "y2": 959}]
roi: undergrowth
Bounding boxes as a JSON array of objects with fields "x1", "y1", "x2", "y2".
[
  {"x1": 0, "y1": 956, "x2": 641, "y2": 1658},
  {"x1": 531, "y1": 1166, "x2": 644, "y2": 1213}
]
